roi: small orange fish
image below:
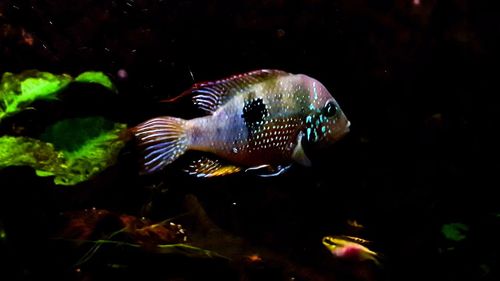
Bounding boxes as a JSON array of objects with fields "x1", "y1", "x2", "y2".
[
  {"x1": 132, "y1": 69, "x2": 350, "y2": 177},
  {"x1": 245, "y1": 254, "x2": 263, "y2": 263}
]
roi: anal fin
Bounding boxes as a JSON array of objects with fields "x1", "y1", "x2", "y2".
[{"x1": 185, "y1": 157, "x2": 242, "y2": 178}]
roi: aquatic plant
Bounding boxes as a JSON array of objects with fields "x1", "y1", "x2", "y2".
[
  {"x1": 0, "y1": 135, "x2": 65, "y2": 175},
  {"x1": 0, "y1": 70, "x2": 115, "y2": 122},
  {"x1": 0, "y1": 117, "x2": 127, "y2": 185},
  {"x1": 0, "y1": 70, "x2": 127, "y2": 185},
  {"x1": 441, "y1": 223, "x2": 469, "y2": 242},
  {"x1": 54, "y1": 208, "x2": 225, "y2": 268},
  {"x1": 74, "y1": 71, "x2": 116, "y2": 92}
]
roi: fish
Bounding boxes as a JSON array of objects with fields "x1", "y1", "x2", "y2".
[
  {"x1": 131, "y1": 69, "x2": 350, "y2": 177},
  {"x1": 322, "y1": 235, "x2": 380, "y2": 266},
  {"x1": 347, "y1": 219, "x2": 364, "y2": 229}
]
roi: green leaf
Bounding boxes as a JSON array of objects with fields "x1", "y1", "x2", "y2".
[
  {"x1": 0, "y1": 70, "x2": 116, "y2": 122},
  {"x1": 0, "y1": 71, "x2": 72, "y2": 121},
  {"x1": 0, "y1": 136, "x2": 66, "y2": 172},
  {"x1": 40, "y1": 116, "x2": 118, "y2": 152},
  {"x1": 75, "y1": 71, "x2": 116, "y2": 92},
  {"x1": 0, "y1": 117, "x2": 128, "y2": 186},
  {"x1": 441, "y1": 223, "x2": 469, "y2": 242}
]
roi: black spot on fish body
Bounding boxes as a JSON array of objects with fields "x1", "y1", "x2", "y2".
[{"x1": 242, "y1": 98, "x2": 269, "y2": 135}]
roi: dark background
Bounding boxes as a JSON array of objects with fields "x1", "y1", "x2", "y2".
[{"x1": 1, "y1": 1, "x2": 499, "y2": 281}]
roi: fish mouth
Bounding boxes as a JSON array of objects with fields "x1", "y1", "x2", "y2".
[{"x1": 344, "y1": 120, "x2": 351, "y2": 133}]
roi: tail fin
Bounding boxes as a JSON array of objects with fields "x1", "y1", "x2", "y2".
[{"x1": 131, "y1": 117, "x2": 188, "y2": 174}]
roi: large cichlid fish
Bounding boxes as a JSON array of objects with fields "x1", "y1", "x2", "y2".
[{"x1": 132, "y1": 69, "x2": 350, "y2": 177}]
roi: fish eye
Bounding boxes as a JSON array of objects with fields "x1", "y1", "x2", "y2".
[{"x1": 323, "y1": 101, "x2": 338, "y2": 117}]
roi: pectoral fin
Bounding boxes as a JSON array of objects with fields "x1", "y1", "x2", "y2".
[
  {"x1": 292, "y1": 132, "x2": 312, "y2": 166},
  {"x1": 245, "y1": 164, "x2": 293, "y2": 177},
  {"x1": 184, "y1": 157, "x2": 242, "y2": 178}
]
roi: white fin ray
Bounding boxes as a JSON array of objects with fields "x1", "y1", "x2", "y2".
[{"x1": 131, "y1": 116, "x2": 189, "y2": 174}]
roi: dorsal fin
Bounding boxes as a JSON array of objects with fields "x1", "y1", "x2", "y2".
[
  {"x1": 165, "y1": 69, "x2": 289, "y2": 114},
  {"x1": 343, "y1": 235, "x2": 371, "y2": 245}
]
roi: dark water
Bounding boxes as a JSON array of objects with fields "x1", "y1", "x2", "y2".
[{"x1": 1, "y1": 1, "x2": 499, "y2": 280}]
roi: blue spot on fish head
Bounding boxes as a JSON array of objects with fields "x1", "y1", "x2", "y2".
[{"x1": 300, "y1": 75, "x2": 352, "y2": 147}]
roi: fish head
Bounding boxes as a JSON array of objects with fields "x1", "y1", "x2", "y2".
[
  {"x1": 322, "y1": 236, "x2": 340, "y2": 253},
  {"x1": 302, "y1": 76, "x2": 350, "y2": 146},
  {"x1": 322, "y1": 236, "x2": 349, "y2": 251}
]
